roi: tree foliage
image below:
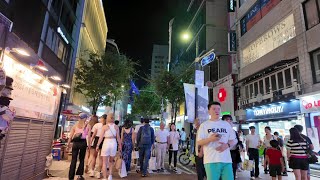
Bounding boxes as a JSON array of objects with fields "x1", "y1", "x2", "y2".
[
  {"x1": 131, "y1": 84, "x2": 163, "y2": 117},
  {"x1": 154, "y1": 62, "x2": 193, "y2": 123},
  {"x1": 74, "y1": 51, "x2": 136, "y2": 115}
]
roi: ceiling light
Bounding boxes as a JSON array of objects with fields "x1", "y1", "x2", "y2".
[
  {"x1": 12, "y1": 48, "x2": 30, "y2": 56},
  {"x1": 61, "y1": 84, "x2": 70, "y2": 88},
  {"x1": 50, "y1": 76, "x2": 61, "y2": 81}
]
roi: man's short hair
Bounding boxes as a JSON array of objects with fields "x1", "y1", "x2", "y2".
[
  {"x1": 294, "y1": 125, "x2": 303, "y2": 133},
  {"x1": 274, "y1": 132, "x2": 279, "y2": 136},
  {"x1": 207, "y1": 101, "x2": 221, "y2": 110},
  {"x1": 270, "y1": 140, "x2": 279, "y2": 148},
  {"x1": 249, "y1": 126, "x2": 255, "y2": 130},
  {"x1": 222, "y1": 115, "x2": 232, "y2": 120},
  {"x1": 115, "y1": 120, "x2": 119, "y2": 125},
  {"x1": 182, "y1": 128, "x2": 185, "y2": 131},
  {"x1": 144, "y1": 118, "x2": 150, "y2": 123},
  {"x1": 140, "y1": 118, "x2": 144, "y2": 123}
]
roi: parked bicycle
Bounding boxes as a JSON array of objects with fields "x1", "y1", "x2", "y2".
[{"x1": 178, "y1": 147, "x2": 195, "y2": 166}]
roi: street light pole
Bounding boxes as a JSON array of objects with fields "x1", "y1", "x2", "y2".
[{"x1": 168, "y1": 18, "x2": 174, "y2": 72}]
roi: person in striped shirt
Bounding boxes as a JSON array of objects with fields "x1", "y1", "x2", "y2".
[{"x1": 286, "y1": 127, "x2": 309, "y2": 180}]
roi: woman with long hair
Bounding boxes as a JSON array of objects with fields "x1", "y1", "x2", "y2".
[
  {"x1": 287, "y1": 127, "x2": 309, "y2": 180},
  {"x1": 67, "y1": 113, "x2": 92, "y2": 180},
  {"x1": 121, "y1": 119, "x2": 134, "y2": 172},
  {"x1": 263, "y1": 126, "x2": 275, "y2": 174},
  {"x1": 96, "y1": 113, "x2": 121, "y2": 180},
  {"x1": 168, "y1": 123, "x2": 180, "y2": 173},
  {"x1": 88, "y1": 114, "x2": 107, "y2": 178},
  {"x1": 85, "y1": 115, "x2": 98, "y2": 173}
]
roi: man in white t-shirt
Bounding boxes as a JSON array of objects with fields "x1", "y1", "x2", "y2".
[
  {"x1": 197, "y1": 101, "x2": 237, "y2": 180},
  {"x1": 155, "y1": 122, "x2": 169, "y2": 172},
  {"x1": 246, "y1": 126, "x2": 262, "y2": 179}
]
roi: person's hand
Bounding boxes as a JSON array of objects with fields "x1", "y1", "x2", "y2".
[
  {"x1": 66, "y1": 143, "x2": 71, "y2": 151},
  {"x1": 96, "y1": 146, "x2": 99, "y2": 152},
  {"x1": 216, "y1": 142, "x2": 229, "y2": 152},
  {"x1": 208, "y1": 133, "x2": 221, "y2": 142},
  {"x1": 198, "y1": 151, "x2": 204, "y2": 158}
]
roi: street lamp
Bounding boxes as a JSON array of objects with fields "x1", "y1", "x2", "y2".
[{"x1": 181, "y1": 32, "x2": 191, "y2": 42}]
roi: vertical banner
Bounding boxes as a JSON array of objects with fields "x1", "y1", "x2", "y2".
[
  {"x1": 195, "y1": 70, "x2": 204, "y2": 88},
  {"x1": 197, "y1": 86, "x2": 209, "y2": 124},
  {"x1": 184, "y1": 83, "x2": 195, "y2": 123}
]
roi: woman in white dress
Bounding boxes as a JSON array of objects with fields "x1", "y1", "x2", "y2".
[
  {"x1": 168, "y1": 123, "x2": 180, "y2": 173},
  {"x1": 96, "y1": 113, "x2": 121, "y2": 180}
]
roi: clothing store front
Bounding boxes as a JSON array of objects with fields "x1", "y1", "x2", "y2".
[{"x1": 244, "y1": 99, "x2": 304, "y2": 139}]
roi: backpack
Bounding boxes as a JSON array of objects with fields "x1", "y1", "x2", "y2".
[{"x1": 140, "y1": 125, "x2": 151, "y2": 145}]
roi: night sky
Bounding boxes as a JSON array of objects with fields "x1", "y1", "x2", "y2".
[{"x1": 103, "y1": 0, "x2": 179, "y2": 87}]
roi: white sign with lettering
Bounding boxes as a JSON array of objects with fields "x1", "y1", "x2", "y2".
[
  {"x1": 253, "y1": 106, "x2": 284, "y2": 116},
  {"x1": 241, "y1": 14, "x2": 296, "y2": 67},
  {"x1": 3, "y1": 55, "x2": 61, "y2": 117}
]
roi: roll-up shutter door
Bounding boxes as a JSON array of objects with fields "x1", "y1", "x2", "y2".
[{"x1": 0, "y1": 118, "x2": 56, "y2": 180}]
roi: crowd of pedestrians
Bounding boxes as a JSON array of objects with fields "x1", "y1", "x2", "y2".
[{"x1": 65, "y1": 101, "x2": 318, "y2": 180}]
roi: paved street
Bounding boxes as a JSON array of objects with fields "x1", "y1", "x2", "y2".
[{"x1": 44, "y1": 158, "x2": 320, "y2": 180}]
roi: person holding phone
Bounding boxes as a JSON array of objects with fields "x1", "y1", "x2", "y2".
[
  {"x1": 197, "y1": 102, "x2": 237, "y2": 180},
  {"x1": 168, "y1": 123, "x2": 180, "y2": 173}
]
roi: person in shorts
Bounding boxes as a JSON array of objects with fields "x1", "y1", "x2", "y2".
[{"x1": 266, "y1": 140, "x2": 284, "y2": 180}]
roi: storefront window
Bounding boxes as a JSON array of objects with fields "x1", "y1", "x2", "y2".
[
  {"x1": 285, "y1": 68, "x2": 292, "y2": 87},
  {"x1": 277, "y1": 71, "x2": 284, "y2": 89},
  {"x1": 303, "y1": 0, "x2": 320, "y2": 29},
  {"x1": 265, "y1": 77, "x2": 270, "y2": 93},
  {"x1": 271, "y1": 75, "x2": 277, "y2": 91},
  {"x1": 311, "y1": 49, "x2": 320, "y2": 83},
  {"x1": 259, "y1": 80, "x2": 264, "y2": 95}
]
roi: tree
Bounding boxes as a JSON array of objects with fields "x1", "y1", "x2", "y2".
[
  {"x1": 131, "y1": 84, "x2": 163, "y2": 117},
  {"x1": 74, "y1": 51, "x2": 136, "y2": 115},
  {"x1": 154, "y1": 62, "x2": 193, "y2": 123}
]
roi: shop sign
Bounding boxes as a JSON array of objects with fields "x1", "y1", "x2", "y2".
[
  {"x1": 246, "y1": 100, "x2": 300, "y2": 121},
  {"x1": 228, "y1": 31, "x2": 237, "y2": 53},
  {"x1": 3, "y1": 55, "x2": 61, "y2": 118},
  {"x1": 228, "y1": 0, "x2": 236, "y2": 12},
  {"x1": 300, "y1": 93, "x2": 320, "y2": 113},
  {"x1": 241, "y1": 14, "x2": 296, "y2": 67}
]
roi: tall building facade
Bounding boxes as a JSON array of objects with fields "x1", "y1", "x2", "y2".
[
  {"x1": 235, "y1": 0, "x2": 320, "y2": 159},
  {"x1": 68, "y1": 0, "x2": 108, "y2": 114},
  {"x1": 151, "y1": 44, "x2": 168, "y2": 80},
  {"x1": 0, "y1": 0, "x2": 85, "y2": 179}
]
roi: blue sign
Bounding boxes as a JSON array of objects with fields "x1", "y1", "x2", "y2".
[
  {"x1": 200, "y1": 52, "x2": 216, "y2": 67},
  {"x1": 246, "y1": 100, "x2": 300, "y2": 121}
]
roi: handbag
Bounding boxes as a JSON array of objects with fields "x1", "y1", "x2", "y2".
[
  {"x1": 71, "y1": 123, "x2": 88, "y2": 142},
  {"x1": 297, "y1": 140, "x2": 318, "y2": 164},
  {"x1": 132, "y1": 150, "x2": 139, "y2": 159},
  {"x1": 115, "y1": 155, "x2": 122, "y2": 170},
  {"x1": 118, "y1": 159, "x2": 127, "y2": 178}
]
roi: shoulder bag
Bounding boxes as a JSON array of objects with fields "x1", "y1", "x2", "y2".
[
  {"x1": 71, "y1": 123, "x2": 87, "y2": 142},
  {"x1": 297, "y1": 140, "x2": 318, "y2": 164}
]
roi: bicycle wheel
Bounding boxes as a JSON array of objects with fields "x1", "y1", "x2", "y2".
[{"x1": 179, "y1": 153, "x2": 191, "y2": 166}]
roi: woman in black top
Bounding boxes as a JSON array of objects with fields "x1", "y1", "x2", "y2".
[{"x1": 287, "y1": 127, "x2": 309, "y2": 180}]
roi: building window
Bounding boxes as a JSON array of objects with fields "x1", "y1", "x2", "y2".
[
  {"x1": 45, "y1": 27, "x2": 69, "y2": 64},
  {"x1": 311, "y1": 49, "x2": 320, "y2": 83},
  {"x1": 259, "y1": 80, "x2": 264, "y2": 94},
  {"x1": 303, "y1": 0, "x2": 320, "y2": 29},
  {"x1": 277, "y1": 71, "x2": 284, "y2": 89},
  {"x1": 249, "y1": 84, "x2": 254, "y2": 98},
  {"x1": 254, "y1": 82, "x2": 258, "y2": 96},
  {"x1": 239, "y1": 0, "x2": 248, "y2": 7},
  {"x1": 285, "y1": 68, "x2": 292, "y2": 87},
  {"x1": 271, "y1": 75, "x2": 277, "y2": 91},
  {"x1": 265, "y1": 77, "x2": 270, "y2": 93},
  {"x1": 245, "y1": 85, "x2": 249, "y2": 99}
]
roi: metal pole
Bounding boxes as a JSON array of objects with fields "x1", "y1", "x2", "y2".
[
  {"x1": 168, "y1": 18, "x2": 174, "y2": 72},
  {"x1": 195, "y1": 37, "x2": 199, "y2": 119}
]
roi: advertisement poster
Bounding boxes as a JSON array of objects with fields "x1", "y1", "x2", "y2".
[
  {"x1": 197, "y1": 86, "x2": 209, "y2": 124},
  {"x1": 307, "y1": 127, "x2": 320, "y2": 153},
  {"x1": 184, "y1": 83, "x2": 195, "y2": 123}
]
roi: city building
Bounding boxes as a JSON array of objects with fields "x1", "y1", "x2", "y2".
[
  {"x1": 151, "y1": 44, "x2": 169, "y2": 80},
  {"x1": 0, "y1": 0, "x2": 85, "y2": 179},
  {"x1": 234, "y1": 0, "x2": 320, "y2": 154},
  {"x1": 68, "y1": 0, "x2": 108, "y2": 114}
]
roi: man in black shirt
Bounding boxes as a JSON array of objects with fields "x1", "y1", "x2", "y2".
[{"x1": 294, "y1": 125, "x2": 314, "y2": 180}]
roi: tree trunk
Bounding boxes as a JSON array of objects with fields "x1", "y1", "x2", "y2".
[
  {"x1": 174, "y1": 103, "x2": 178, "y2": 124},
  {"x1": 92, "y1": 98, "x2": 98, "y2": 115},
  {"x1": 171, "y1": 102, "x2": 174, "y2": 123}
]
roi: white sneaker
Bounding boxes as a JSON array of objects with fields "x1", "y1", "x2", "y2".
[
  {"x1": 169, "y1": 165, "x2": 173, "y2": 170},
  {"x1": 89, "y1": 170, "x2": 95, "y2": 177},
  {"x1": 108, "y1": 175, "x2": 112, "y2": 180},
  {"x1": 250, "y1": 177, "x2": 255, "y2": 180},
  {"x1": 95, "y1": 171, "x2": 101, "y2": 179}
]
